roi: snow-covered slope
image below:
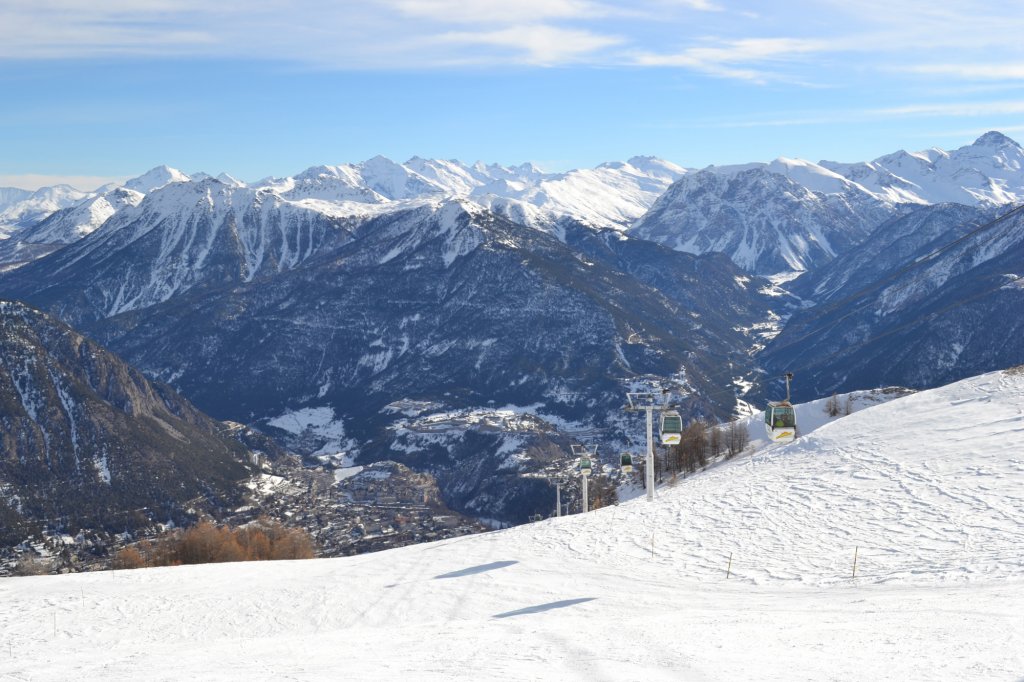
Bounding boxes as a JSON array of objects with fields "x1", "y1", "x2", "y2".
[
  {"x1": 0, "y1": 187, "x2": 146, "y2": 268},
  {"x1": 3, "y1": 368, "x2": 1022, "y2": 680}
]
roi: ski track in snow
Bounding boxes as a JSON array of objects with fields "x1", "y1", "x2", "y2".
[{"x1": 1, "y1": 370, "x2": 1024, "y2": 680}]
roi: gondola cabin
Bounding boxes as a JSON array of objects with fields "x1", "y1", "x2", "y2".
[
  {"x1": 764, "y1": 402, "x2": 796, "y2": 443},
  {"x1": 579, "y1": 456, "x2": 593, "y2": 477},
  {"x1": 660, "y1": 411, "x2": 683, "y2": 445},
  {"x1": 620, "y1": 453, "x2": 633, "y2": 473}
]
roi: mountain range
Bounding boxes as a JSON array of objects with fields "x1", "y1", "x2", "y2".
[{"x1": 1, "y1": 131, "x2": 1022, "y2": 529}]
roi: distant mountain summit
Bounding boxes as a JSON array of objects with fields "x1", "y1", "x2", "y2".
[{"x1": 123, "y1": 164, "x2": 191, "y2": 193}]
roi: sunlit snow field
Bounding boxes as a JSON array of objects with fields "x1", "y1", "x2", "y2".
[{"x1": 2, "y1": 369, "x2": 1023, "y2": 680}]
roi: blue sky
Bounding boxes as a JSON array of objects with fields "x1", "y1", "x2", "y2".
[{"x1": 2, "y1": 0, "x2": 1024, "y2": 189}]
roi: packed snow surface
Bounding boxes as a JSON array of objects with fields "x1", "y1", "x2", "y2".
[{"x1": 2, "y1": 369, "x2": 1023, "y2": 680}]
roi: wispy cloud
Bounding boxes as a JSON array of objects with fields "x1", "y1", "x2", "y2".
[
  {"x1": 2, "y1": 0, "x2": 1023, "y2": 87},
  {"x1": 902, "y1": 64, "x2": 1024, "y2": 80},
  {"x1": 436, "y1": 25, "x2": 623, "y2": 66},
  {"x1": 876, "y1": 100, "x2": 1024, "y2": 117},
  {"x1": 699, "y1": 99, "x2": 1024, "y2": 129},
  {"x1": 631, "y1": 37, "x2": 828, "y2": 82},
  {"x1": 386, "y1": 0, "x2": 605, "y2": 23}
]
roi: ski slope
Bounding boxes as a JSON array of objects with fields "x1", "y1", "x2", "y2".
[{"x1": 2, "y1": 369, "x2": 1023, "y2": 680}]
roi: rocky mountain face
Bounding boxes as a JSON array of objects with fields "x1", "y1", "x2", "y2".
[
  {"x1": 0, "y1": 300, "x2": 252, "y2": 545},
  {"x1": 761, "y1": 203, "x2": 1024, "y2": 398},
  {"x1": 0, "y1": 197, "x2": 773, "y2": 523}
]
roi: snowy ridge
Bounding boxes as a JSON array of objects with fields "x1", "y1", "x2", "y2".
[
  {"x1": 257, "y1": 154, "x2": 687, "y2": 233},
  {"x1": 822, "y1": 131, "x2": 1024, "y2": 206},
  {"x1": 2, "y1": 368, "x2": 1022, "y2": 680}
]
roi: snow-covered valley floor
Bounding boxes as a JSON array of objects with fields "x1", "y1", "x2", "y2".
[{"x1": 3, "y1": 370, "x2": 1024, "y2": 680}]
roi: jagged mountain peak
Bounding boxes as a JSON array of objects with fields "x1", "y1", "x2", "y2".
[{"x1": 625, "y1": 155, "x2": 688, "y2": 179}]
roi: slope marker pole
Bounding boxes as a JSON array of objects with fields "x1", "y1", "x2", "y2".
[{"x1": 852, "y1": 546, "x2": 859, "y2": 579}]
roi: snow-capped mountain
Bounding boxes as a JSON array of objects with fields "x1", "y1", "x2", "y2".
[
  {"x1": 0, "y1": 300, "x2": 251, "y2": 541},
  {"x1": 631, "y1": 165, "x2": 894, "y2": 274},
  {"x1": 0, "y1": 187, "x2": 33, "y2": 212},
  {"x1": 0, "y1": 166, "x2": 194, "y2": 268},
  {"x1": 470, "y1": 156, "x2": 687, "y2": 232},
  {"x1": 0, "y1": 184, "x2": 92, "y2": 238},
  {"x1": 630, "y1": 132, "x2": 1024, "y2": 275},
  {"x1": 0, "y1": 156, "x2": 687, "y2": 272},
  {"x1": 762, "y1": 202, "x2": 1024, "y2": 397}
]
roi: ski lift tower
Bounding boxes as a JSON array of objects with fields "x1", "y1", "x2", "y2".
[
  {"x1": 625, "y1": 392, "x2": 668, "y2": 502},
  {"x1": 571, "y1": 444, "x2": 598, "y2": 513}
]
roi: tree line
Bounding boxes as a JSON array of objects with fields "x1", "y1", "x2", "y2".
[{"x1": 111, "y1": 518, "x2": 315, "y2": 570}]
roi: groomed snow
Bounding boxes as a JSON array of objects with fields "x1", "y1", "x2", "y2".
[{"x1": 2, "y1": 369, "x2": 1023, "y2": 680}]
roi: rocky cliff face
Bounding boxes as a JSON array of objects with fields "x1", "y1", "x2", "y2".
[
  {"x1": 0, "y1": 301, "x2": 251, "y2": 544},
  {"x1": 631, "y1": 166, "x2": 895, "y2": 275}
]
